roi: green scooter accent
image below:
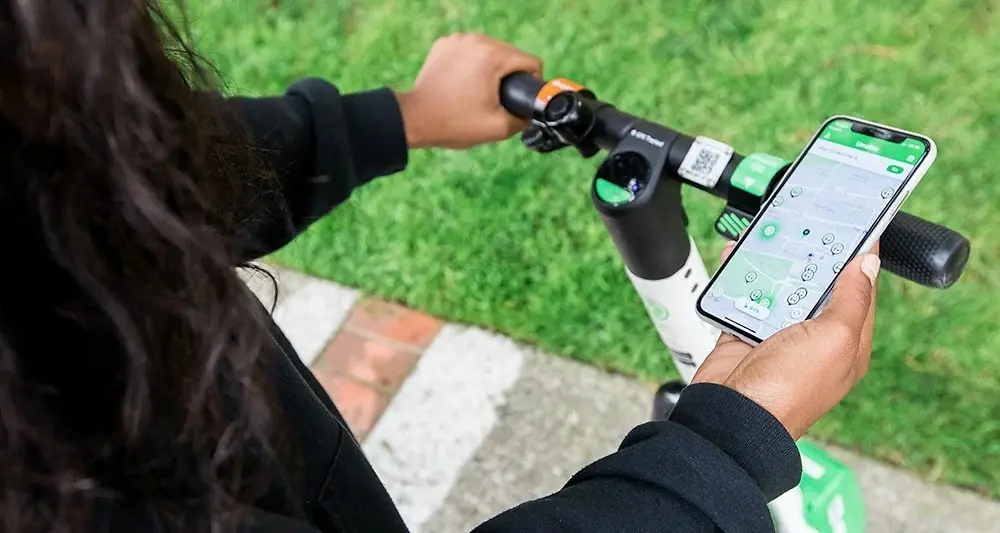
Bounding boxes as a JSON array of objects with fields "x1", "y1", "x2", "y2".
[{"x1": 795, "y1": 439, "x2": 866, "y2": 533}]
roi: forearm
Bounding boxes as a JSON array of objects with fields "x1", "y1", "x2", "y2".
[{"x1": 220, "y1": 79, "x2": 409, "y2": 262}]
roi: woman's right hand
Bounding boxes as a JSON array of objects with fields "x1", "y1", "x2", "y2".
[
  {"x1": 693, "y1": 241, "x2": 882, "y2": 439},
  {"x1": 395, "y1": 33, "x2": 543, "y2": 150}
]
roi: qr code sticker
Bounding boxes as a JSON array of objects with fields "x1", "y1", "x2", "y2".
[
  {"x1": 678, "y1": 136, "x2": 734, "y2": 188},
  {"x1": 691, "y1": 150, "x2": 720, "y2": 175}
]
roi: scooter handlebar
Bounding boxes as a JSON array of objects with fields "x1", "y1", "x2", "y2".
[
  {"x1": 878, "y1": 211, "x2": 969, "y2": 288},
  {"x1": 499, "y1": 73, "x2": 544, "y2": 118},
  {"x1": 499, "y1": 73, "x2": 971, "y2": 289}
]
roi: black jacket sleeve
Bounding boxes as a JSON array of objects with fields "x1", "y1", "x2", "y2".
[
  {"x1": 474, "y1": 383, "x2": 802, "y2": 533},
  {"x1": 220, "y1": 78, "x2": 408, "y2": 262}
]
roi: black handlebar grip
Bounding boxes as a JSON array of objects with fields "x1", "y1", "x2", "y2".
[
  {"x1": 500, "y1": 73, "x2": 544, "y2": 119},
  {"x1": 881, "y1": 211, "x2": 970, "y2": 289}
]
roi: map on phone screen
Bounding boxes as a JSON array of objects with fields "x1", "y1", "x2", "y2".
[{"x1": 699, "y1": 119, "x2": 926, "y2": 340}]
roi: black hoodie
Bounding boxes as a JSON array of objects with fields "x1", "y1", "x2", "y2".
[{"x1": 99, "y1": 78, "x2": 802, "y2": 533}]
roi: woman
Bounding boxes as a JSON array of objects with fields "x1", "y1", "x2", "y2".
[{"x1": 0, "y1": 1, "x2": 881, "y2": 532}]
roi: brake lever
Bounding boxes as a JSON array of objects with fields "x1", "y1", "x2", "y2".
[
  {"x1": 522, "y1": 121, "x2": 601, "y2": 158},
  {"x1": 521, "y1": 122, "x2": 569, "y2": 153}
]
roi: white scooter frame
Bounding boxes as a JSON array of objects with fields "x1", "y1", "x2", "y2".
[{"x1": 628, "y1": 238, "x2": 816, "y2": 533}]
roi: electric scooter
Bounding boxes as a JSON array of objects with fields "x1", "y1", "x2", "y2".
[{"x1": 498, "y1": 73, "x2": 971, "y2": 533}]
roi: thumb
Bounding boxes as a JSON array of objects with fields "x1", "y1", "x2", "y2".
[{"x1": 814, "y1": 253, "x2": 880, "y2": 330}]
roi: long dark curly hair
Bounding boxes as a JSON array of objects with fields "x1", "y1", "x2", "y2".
[{"x1": 0, "y1": 1, "x2": 295, "y2": 531}]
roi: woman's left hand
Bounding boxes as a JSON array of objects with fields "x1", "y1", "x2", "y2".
[{"x1": 692, "y1": 240, "x2": 881, "y2": 439}]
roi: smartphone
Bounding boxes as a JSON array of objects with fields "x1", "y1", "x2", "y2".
[{"x1": 696, "y1": 116, "x2": 936, "y2": 345}]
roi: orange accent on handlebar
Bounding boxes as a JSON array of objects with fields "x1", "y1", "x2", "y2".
[{"x1": 535, "y1": 78, "x2": 587, "y2": 109}]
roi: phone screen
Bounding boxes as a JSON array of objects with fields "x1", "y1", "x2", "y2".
[{"x1": 698, "y1": 118, "x2": 929, "y2": 342}]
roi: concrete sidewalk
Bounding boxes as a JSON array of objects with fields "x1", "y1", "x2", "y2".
[{"x1": 244, "y1": 265, "x2": 1000, "y2": 533}]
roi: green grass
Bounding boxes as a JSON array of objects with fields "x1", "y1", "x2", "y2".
[{"x1": 190, "y1": 0, "x2": 1000, "y2": 496}]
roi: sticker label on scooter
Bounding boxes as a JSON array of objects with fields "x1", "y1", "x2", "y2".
[
  {"x1": 678, "y1": 136, "x2": 734, "y2": 188},
  {"x1": 642, "y1": 297, "x2": 670, "y2": 321},
  {"x1": 731, "y1": 153, "x2": 788, "y2": 197}
]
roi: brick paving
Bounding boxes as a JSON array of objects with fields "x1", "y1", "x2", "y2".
[{"x1": 309, "y1": 297, "x2": 443, "y2": 440}]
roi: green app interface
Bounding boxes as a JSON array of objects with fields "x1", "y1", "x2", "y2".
[{"x1": 701, "y1": 119, "x2": 925, "y2": 340}]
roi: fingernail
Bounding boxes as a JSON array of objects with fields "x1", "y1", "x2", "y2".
[
  {"x1": 724, "y1": 240, "x2": 736, "y2": 250},
  {"x1": 861, "y1": 254, "x2": 881, "y2": 286}
]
